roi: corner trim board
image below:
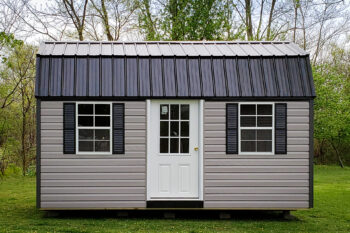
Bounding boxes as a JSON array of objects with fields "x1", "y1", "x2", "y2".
[
  {"x1": 309, "y1": 100, "x2": 314, "y2": 208},
  {"x1": 36, "y1": 99, "x2": 41, "y2": 209}
]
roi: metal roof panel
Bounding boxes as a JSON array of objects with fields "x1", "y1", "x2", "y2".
[
  {"x1": 89, "y1": 43, "x2": 101, "y2": 56},
  {"x1": 135, "y1": 43, "x2": 149, "y2": 56},
  {"x1": 147, "y1": 43, "x2": 162, "y2": 56},
  {"x1": 251, "y1": 43, "x2": 272, "y2": 56},
  {"x1": 41, "y1": 42, "x2": 55, "y2": 56},
  {"x1": 35, "y1": 43, "x2": 315, "y2": 99},
  {"x1": 168, "y1": 44, "x2": 186, "y2": 56},
  {"x1": 192, "y1": 44, "x2": 210, "y2": 56},
  {"x1": 158, "y1": 44, "x2": 173, "y2": 56},
  {"x1": 273, "y1": 43, "x2": 296, "y2": 56},
  {"x1": 101, "y1": 43, "x2": 112, "y2": 56},
  {"x1": 227, "y1": 44, "x2": 246, "y2": 56},
  {"x1": 204, "y1": 44, "x2": 223, "y2": 56},
  {"x1": 112, "y1": 44, "x2": 125, "y2": 56},
  {"x1": 181, "y1": 43, "x2": 198, "y2": 56},
  {"x1": 51, "y1": 43, "x2": 66, "y2": 56},
  {"x1": 65, "y1": 43, "x2": 78, "y2": 56},
  {"x1": 124, "y1": 43, "x2": 137, "y2": 56},
  {"x1": 76, "y1": 43, "x2": 89, "y2": 56},
  {"x1": 216, "y1": 44, "x2": 235, "y2": 56},
  {"x1": 239, "y1": 43, "x2": 260, "y2": 56}
]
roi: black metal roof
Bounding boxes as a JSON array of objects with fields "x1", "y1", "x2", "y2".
[{"x1": 35, "y1": 41, "x2": 315, "y2": 99}]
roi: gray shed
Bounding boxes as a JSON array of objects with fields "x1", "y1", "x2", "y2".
[{"x1": 35, "y1": 41, "x2": 315, "y2": 210}]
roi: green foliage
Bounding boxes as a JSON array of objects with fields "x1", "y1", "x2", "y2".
[
  {"x1": 138, "y1": 0, "x2": 240, "y2": 41},
  {"x1": 0, "y1": 166, "x2": 349, "y2": 232},
  {"x1": 1, "y1": 164, "x2": 22, "y2": 177},
  {"x1": 0, "y1": 38, "x2": 37, "y2": 176},
  {"x1": 0, "y1": 32, "x2": 23, "y2": 64},
  {"x1": 313, "y1": 45, "x2": 350, "y2": 166}
]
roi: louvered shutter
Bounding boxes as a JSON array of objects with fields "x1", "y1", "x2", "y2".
[
  {"x1": 113, "y1": 103, "x2": 125, "y2": 154},
  {"x1": 63, "y1": 103, "x2": 76, "y2": 154},
  {"x1": 226, "y1": 103, "x2": 238, "y2": 154},
  {"x1": 275, "y1": 103, "x2": 287, "y2": 154}
]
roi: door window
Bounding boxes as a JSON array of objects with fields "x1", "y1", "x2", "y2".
[{"x1": 159, "y1": 104, "x2": 190, "y2": 154}]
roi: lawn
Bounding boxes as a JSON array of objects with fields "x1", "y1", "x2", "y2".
[{"x1": 0, "y1": 165, "x2": 349, "y2": 233}]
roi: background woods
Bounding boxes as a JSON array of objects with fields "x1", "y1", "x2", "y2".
[{"x1": 0, "y1": 0, "x2": 350, "y2": 175}]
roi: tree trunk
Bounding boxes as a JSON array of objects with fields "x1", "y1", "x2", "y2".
[
  {"x1": 21, "y1": 90, "x2": 26, "y2": 176},
  {"x1": 266, "y1": 0, "x2": 276, "y2": 40},
  {"x1": 293, "y1": 0, "x2": 298, "y2": 42},
  {"x1": 245, "y1": 0, "x2": 253, "y2": 40},
  {"x1": 330, "y1": 140, "x2": 344, "y2": 168}
]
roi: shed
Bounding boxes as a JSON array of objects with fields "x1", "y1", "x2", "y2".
[{"x1": 35, "y1": 41, "x2": 315, "y2": 210}]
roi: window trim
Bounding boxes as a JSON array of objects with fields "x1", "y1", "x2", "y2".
[
  {"x1": 76, "y1": 102, "x2": 112, "y2": 155},
  {"x1": 238, "y1": 102, "x2": 275, "y2": 155}
]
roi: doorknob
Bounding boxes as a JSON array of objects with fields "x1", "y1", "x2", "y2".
[{"x1": 194, "y1": 147, "x2": 199, "y2": 151}]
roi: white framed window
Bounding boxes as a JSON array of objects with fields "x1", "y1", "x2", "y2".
[
  {"x1": 239, "y1": 103, "x2": 274, "y2": 155},
  {"x1": 76, "y1": 102, "x2": 112, "y2": 154}
]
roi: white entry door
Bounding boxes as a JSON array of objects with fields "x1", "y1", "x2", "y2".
[{"x1": 148, "y1": 100, "x2": 199, "y2": 199}]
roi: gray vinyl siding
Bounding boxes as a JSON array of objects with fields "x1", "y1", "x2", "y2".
[
  {"x1": 40, "y1": 101, "x2": 146, "y2": 209},
  {"x1": 203, "y1": 101, "x2": 310, "y2": 209}
]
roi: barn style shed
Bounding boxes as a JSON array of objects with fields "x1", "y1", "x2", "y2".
[{"x1": 35, "y1": 41, "x2": 315, "y2": 210}]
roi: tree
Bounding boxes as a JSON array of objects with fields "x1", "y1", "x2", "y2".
[
  {"x1": 0, "y1": 42, "x2": 36, "y2": 175},
  {"x1": 313, "y1": 45, "x2": 350, "y2": 167}
]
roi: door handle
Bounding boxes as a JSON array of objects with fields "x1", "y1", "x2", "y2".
[{"x1": 194, "y1": 147, "x2": 199, "y2": 151}]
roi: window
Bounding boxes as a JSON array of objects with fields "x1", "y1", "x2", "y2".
[
  {"x1": 159, "y1": 104, "x2": 190, "y2": 154},
  {"x1": 76, "y1": 103, "x2": 112, "y2": 154},
  {"x1": 239, "y1": 103, "x2": 274, "y2": 154}
]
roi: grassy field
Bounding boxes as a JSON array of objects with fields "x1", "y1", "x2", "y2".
[{"x1": 0, "y1": 165, "x2": 349, "y2": 233}]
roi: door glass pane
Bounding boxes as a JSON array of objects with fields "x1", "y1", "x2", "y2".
[
  {"x1": 95, "y1": 141, "x2": 110, "y2": 152},
  {"x1": 160, "y1": 138, "x2": 169, "y2": 153},
  {"x1": 170, "y1": 138, "x2": 179, "y2": 153},
  {"x1": 95, "y1": 129, "x2": 110, "y2": 140},
  {"x1": 95, "y1": 116, "x2": 110, "y2": 126},
  {"x1": 257, "y1": 141, "x2": 272, "y2": 152},
  {"x1": 79, "y1": 141, "x2": 93, "y2": 152},
  {"x1": 241, "y1": 141, "x2": 256, "y2": 152},
  {"x1": 170, "y1": 105, "x2": 179, "y2": 120},
  {"x1": 181, "y1": 105, "x2": 189, "y2": 120},
  {"x1": 257, "y1": 105, "x2": 272, "y2": 115},
  {"x1": 257, "y1": 130, "x2": 272, "y2": 140},
  {"x1": 180, "y1": 138, "x2": 189, "y2": 153},
  {"x1": 160, "y1": 121, "x2": 169, "y2": 136},
  {"x1": 240, "y1": 116, "x2": 256, "y2": 127},
  {"x1": 241, "y1": 105, "x2": 256, "y2": 115},
  {"x1": 241, "y1": 130, "x2": 256, "y2": 140},
  {"x1": 78, "y1": 104, "x2": 93, "y2": 114},
  {"x1": 78, "y1": 116, "x2": 93, "y2": 126},
  {"x1": 257, "y1": 116, "x2": 272, "y2": 127},
  {"x1": 170, "y1": 121, "x2": 179, "y2": 136},
  {"x1": 95, "y1": 104, "x2": 110, "y2": 115},
  {"x1": 79, "y1": 129, "x2": 93, "y2": 140},
  {"x1": 181, "y1": 121, "x2": 189, "y2": 136},
  {"x1": 160, "y1": 105, "x2": 169, "y2": 120}
]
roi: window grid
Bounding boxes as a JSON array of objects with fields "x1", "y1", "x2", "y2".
[
  {"x1": 76, "y1": 103, "x2": 112, "y2": 154},
  {"x1": 159, "y1": 104, "x2": 190, "y2": 155},
  {"x1": 239, "y1": 103, "x2": 274, "y2": 155}
]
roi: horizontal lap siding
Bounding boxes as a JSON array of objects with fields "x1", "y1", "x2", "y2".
[
  {"x1": 203, "y1": 101, "x2": 310, "y2": 209},
  {"x1": 40, "y1": 101, "x2": 146, "y2": 209}
]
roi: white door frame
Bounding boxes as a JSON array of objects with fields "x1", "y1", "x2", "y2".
[{"x1": 146, "y1": 99, "x2": 204, "y2": 201}]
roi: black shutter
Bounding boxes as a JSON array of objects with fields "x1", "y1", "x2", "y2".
[
  {"x1": 275, "y1": 103, "x2": 287, "y2": 154},
  {"x1": 63, "y1": 103, "x2": 76, "y2": 154},
  {"x1": 113, "y1": 103, "x2": 125, "y2": 154},
  {"x1": 226, "y1": 103, "x2": 238, "y2": 154}
]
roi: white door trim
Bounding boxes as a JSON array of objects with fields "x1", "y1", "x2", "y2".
[{"x1": 146, "y1": 99, "x2": 204, "y2": 201}]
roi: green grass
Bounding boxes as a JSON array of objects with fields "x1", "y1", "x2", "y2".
[{"x1": 0, "y1": 165, "x2": 349, "y2": 233}]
